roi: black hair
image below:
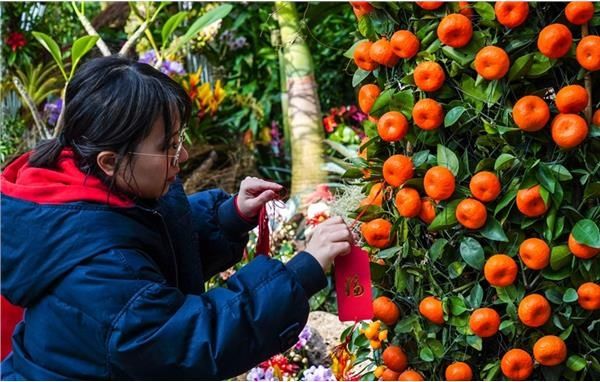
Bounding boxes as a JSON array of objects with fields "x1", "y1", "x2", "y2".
[{"x1": 29, "y1": 55, "x2": 191, "y2": 192}]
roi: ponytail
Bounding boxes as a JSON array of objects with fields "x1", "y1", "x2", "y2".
[{"x1": 28, "y1": 135, "x2": 66, "y2": 168}]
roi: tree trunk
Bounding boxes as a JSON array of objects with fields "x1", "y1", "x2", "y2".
[{"x1": 275, "y1": 2, "x2": 326, "y2": 199}]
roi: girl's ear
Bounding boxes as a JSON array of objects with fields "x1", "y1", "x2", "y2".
[{"x1": 96, "y1": 151, "x2": 118, "y2": 177}]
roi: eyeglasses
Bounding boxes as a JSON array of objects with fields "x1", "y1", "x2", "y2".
[{"x1": 129, "y1": 127, "x2": 187, "y2": 167}]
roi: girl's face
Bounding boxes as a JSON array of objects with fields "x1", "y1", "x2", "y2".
[{"x1": 116, "y1": 117, "x2": 189, "y2": 200}]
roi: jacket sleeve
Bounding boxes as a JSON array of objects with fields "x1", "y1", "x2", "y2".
[
  {"x1": 187, "y1": 189, "x2": 257, "y2": 278},
  {"x1": 107, "y1": 252, "x2": 327, "y2": 380}
]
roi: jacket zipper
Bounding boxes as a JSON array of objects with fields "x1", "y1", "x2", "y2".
[{"x1": 148, "y1": 209, "x2": 180, "y2": 289}]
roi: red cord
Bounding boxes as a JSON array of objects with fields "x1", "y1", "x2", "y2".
[{"x1": 256, "y1": 205, "x2": 271, "y2": 257}]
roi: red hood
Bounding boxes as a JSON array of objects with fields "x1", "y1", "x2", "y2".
[{"x1": 1, "y1": 149, "x2": 134, "y2": 207}]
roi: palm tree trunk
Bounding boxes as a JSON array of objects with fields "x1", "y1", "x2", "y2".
[{"x1": 275, "y1": 2, "x2": 326, "y2": 198}]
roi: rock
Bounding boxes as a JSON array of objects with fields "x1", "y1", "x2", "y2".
[{"x1": 305, "y1": 310, "x2": 352, "y2": 367}]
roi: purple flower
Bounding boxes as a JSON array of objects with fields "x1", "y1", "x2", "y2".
[
  {"x1": 138, "y1": 50, "x2": 186, "y2": 77},
  {"x1": 43, "y1": 99, "x2": 63, "y2": 126},
  {"x1": 230, "y1": 36, "x2": 247, "y2": 50},
  {"x1": 247, "y1": 367, "x2": 266, "y2": 381},
  {"x1": 294, "y1": 326, "x2": 312, "y2": 350},
  {"x1": 301, "y1": 365, "x2": 336, "y2": 381},
  {"x1": 351, "y1": 110, "x2": 367, "y2": 123},
  {"x1": 270, "y1": 120, "x2": 283, "y2": 157}
]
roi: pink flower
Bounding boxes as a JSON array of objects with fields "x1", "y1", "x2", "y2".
[{"x1": 323, "y1": 115, "x2": 337, "y2": 133}]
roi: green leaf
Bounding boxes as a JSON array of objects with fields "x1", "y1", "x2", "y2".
[
  {"x1": 567, "y1": 355, "x2": 587, "y2": 372},
  {"x1": 527, "y1": 53, "x2": 553, "y2": 77},
  {"x1": 548, "y1": 164, "x2": 572, "y2": 181},
  {"x1": 390, "y1": 90, "x2": 415, "y2": 119},
  {"x1": 494, "y1": 153, "x2": 517, "y2": 171},
  {"x1": 352, "y1": 69, "x2": 371, "y2": 87},
  {"x1": 378, "y1": 246, "x2": 401, "y2": 259},
  {"x1": 70, "y1": 35, "x2": 99, "y2": 78},
  {"x1": 357, "y1": 14, "x2": 376, "y2": 40},
  {"x1": 460, "y1": 237, "x2": 485, "y2": 270},
  {"x1": 572, "y1": 219, "x2": 600, "y2": 248},
  {"x1": 428, "y1": 200, "x2": 460, "y2": 231},
  {"x1": 542, "y1": 266, "x2": 571, "y2": 281},
  {"x1": 161, "y1": 11, "x2": 187, "y2": 46},
  {"x1": 536, "y1": 164, "x2": 556, "y2": 193},
  {"x1": 550, "y1": 245, "x2": 571, "y2": 270},
  {"x1": 32, "y1": 31, "x2": 66, "y2": 80},
  {"x1": 448, "y1": 261, "x2": 466, "y2": 279},
  {"x1": 394, "y1": 267, "x2": 409, "y2": 292},
  {"x1": 473, "y1": 2, "x2": 495, "y2": 20},
  {"x1": 449, "y1": 296, "x2": 469, "y2": 315},
  {"x1": 508, "y1": 53, "x2": 534, "y2": 81},
  {"x1": 369, "y1": 89, "x2": 393, "y2": 117},
  {"x1": 172, "y1": 4, "x2": 233, "y2": 52},
  {"x1": 444, "y1": 106, "x2": 466, "y2": 127},
  {"x1": 563, "y1": 288, "x2": 578, "y2": 303},
  {"x1": 420, "y1": 347, "x2": 435, "y2": 362},
  {"x1": 437, "y1": 144, "x2": 460, "y2": 176},
  {"x1": 466, "y1": 335, "x2": 483, "y2": 351},
  {"x1": 468, "y1": 283, "x2": 484, "y2": 308},
  {"x1": 479, "y1": 217, "x2": 508, "y2": 242},
  {"x1": 430, "y1": 238, "x2": 448, "y2": 262},
  {"x1": 342, "y1": 168, "x2": 365, "y2": 179}
]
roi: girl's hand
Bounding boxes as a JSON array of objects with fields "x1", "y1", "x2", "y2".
[
  {"x1": 236, "y1": 176, "x2": 283, "y2": 219},
  {"x1": 305, "y1": 216, "x2": 353, "y2": 271}
]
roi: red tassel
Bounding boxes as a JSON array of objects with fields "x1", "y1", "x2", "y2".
[{"x1": 255, "y1": 205, "x2": 270, "y2": 257}]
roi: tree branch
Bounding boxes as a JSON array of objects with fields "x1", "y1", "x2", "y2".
[
  {"x1": 72, "y1": 2, "x2": 112, "y2": 56},
  {"x1": 12, "y1": 76, "x2": 51, "y2": 140},
  {"x1": 119, "y1": 21, "x2": 148, "y2": 56}
]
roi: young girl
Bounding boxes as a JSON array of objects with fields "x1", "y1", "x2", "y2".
[{"x1": 0, "y1": 56, "x2": 352, "y2": 379}]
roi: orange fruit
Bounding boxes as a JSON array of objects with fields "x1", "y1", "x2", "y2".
[
  {"x1": 361, "y1": 182, "x2": 385, "y2": 207},
  {"x1": 437, "y1": 13, "x2": 473, "y2": 48},
  {"x1": 533, "y1": 335, "x2": 567, "y2": 366},
  {"x1": 516, "y1": 185, "x2": 548, "y2": 217},
  {"x1": 416, "y1": 1, "x2": 443, "y2": 10},
  {"x1": 494, "y1": 2, "x2": 529, "y2": 29},
  {"x1": 568, "y1": 233, "x2": 600, "y2": 259},
  {"x1": 354, "y1": 41, "x2": 379, "y2": 71},
  {"x1": 484, "y1": 254, "x2": 518, "y2": 287},
  {"x1": 414, "y1": 61, "x2": 446, "y2": 92},
  {"x1": 518, "y1": 238, "x2": 550, "y2": 270},
  {"x1": 361, "y1": 218, "x2": 393, "y2": 248},
  {"x1": 518, "y1": 293, "x2": 551, "y2": 327},
  {"x1": 555, "y1": 84, "x2": 589, "y2": 114},
  {"x1": 419, "y1": 198, "x2": 436, "y2": 224},
  {"x1": 373, "y1": 296, "x2": 401, "y2": 326},
  {"x1": 378, "y1": 111, "x2": 409, "y2": 142},
  {"x1": 370, "y1": 37, "x2": 400, "y2": 67},
  {"x1": 395, "y1": 187, "x2": 422, "y2": 218},
  {"x1": 551, "y1": 113, "x2": 589, "y2": 149},
  {"x1": 577, "y1": 282, "x2": 600, "y2": 310},
  {"x1": 419, "y1": 296, "x2": 444, "y2": 325},
  {"x1": 456, "y1": 198, "x2": 487, "y2": 229},
  {"x1": 358, "y1": 84, "x2": 381, "y2": 114},
  {"x1": 469, "y1": 307, "x2": 501, "y2": 338},
  {"x1": 398, "y1": 369, "x2": 424, "y2": 381},
  {"x1": 371, "y1": 339, "x2": 382, "y2": 349},
  {"x1": 565, "y1": 2, "x2": 595, "y2": 25},
  {"x1": 445, "y1": 362, "x2": 473, "y2": 381},
  {"x1": 594, "y1": 109, "x2": 600, "y2": 125},
  {"x1": 382, "y1": 368, "x2": 400, "y2": 381},
  {"x1": 469, "y1": 171, "x2": 501, "y2": 202},
  {"x1": 537, "y1": 24, "x2": 573, "y2": 59},
  {"x1": 576, "y1": 35, "x2": 600, "y2": 72},
  {"x1": 383, "y1": 345, "x2": 409, "y2": 373},
  {"x1": 383, "y1": 155, "x2": 414, "y2": 187},
  {"x1": 374, "y1": 365, "x2": 386, "y2": 379},
  {"x1": 391, "y1": 30, "x2": 420, "y2": 59},
  {"x1": 424, "y1": 166, "x2": 455, "y2": 201},
  {"x1": 350, "y1": 1, "x2": 374, "y2": 19},
  {"x1": 474, "y1": 46, "x2": 510, "y2": 80},
  {"x1": 512, "y1": 95, "x2": 550, "y2": 132},
  {"x1": 501, "y1": 349, "x2": 534, "y2": 381},
  {"x1": 412, "y1": 98, "x2": 444, "y2": 130},
  {"x1": 458, "y1": 1, "x2": 474, "y2": 19}
]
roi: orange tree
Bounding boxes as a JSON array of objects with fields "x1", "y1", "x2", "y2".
[{"x1": 338, "y1": 1, "x2": 600, "y2": 381}]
